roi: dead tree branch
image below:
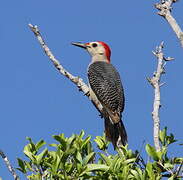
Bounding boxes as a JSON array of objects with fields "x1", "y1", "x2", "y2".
[
  {"x1": 155, "y1": 0, "x2": 183, "y2": 47},
  {"x1": 28, "y1": 24, "x2": 103, "y2": 116},
  {"x1": 147, "y1": 42, "x2": 174, "y2": 151},
  {"x1": 0, "y1": 149, "x2": 20, "y2": 180}
]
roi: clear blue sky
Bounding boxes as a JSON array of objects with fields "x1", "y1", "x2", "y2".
[{"x1": 0, "y1": 0, "x2": 183, "y2": 179}]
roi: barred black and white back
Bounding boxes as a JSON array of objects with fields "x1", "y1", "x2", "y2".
[{"x1": 88, "y1": 61, "x2": 127, "y2": 148}]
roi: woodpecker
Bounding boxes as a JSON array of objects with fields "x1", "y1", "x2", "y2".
[{"x1": 72, "y1": 41, "x2": 127, "y2": 148}]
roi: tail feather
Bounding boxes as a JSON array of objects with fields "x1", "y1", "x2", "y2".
[{"x1": 104, "y1": 115, "x2": 127, "y2": 149}]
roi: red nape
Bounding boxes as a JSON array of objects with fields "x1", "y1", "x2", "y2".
[{"x1": 98, "y1": 41, "x2": 111, "y2": 63}]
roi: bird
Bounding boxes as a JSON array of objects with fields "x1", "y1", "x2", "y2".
[{"x1": 72, "y1": 41, "x2": 127, "y2": 148}]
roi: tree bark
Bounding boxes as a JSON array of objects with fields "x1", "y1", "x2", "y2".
[
  {"x1": 155, "y1": 0, "x2": 183, "y2": 47},
  {"x1": 0, "y1": 149, "x2": 20, "y2": 180},
  {"x1": 147, "y1": 42, "x2": 174, "y2": 151}
]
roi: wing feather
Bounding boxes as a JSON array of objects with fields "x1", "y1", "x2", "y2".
[{"x1": 88, "y1": 61, "x2": 125, "y2": 117}]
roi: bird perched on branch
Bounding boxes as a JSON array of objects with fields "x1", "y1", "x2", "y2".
[{"x1": 72, "y1": 41, "x2": 127, "y2": 148}]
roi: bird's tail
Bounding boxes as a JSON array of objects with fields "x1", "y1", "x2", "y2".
[{"x1": 104, "y1": 114, "x2": 127, "y2": 149}]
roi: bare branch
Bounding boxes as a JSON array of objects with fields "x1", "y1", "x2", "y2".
[
  {"x1": 0, "y1": 149, "x2": 20, "y2": 180},
  {"x1": 147, "y1": 42, "x2": 174, "y2": 151},
  {"x1": 28, "y1": 24, "x2": 103, "y2": 116},
  {"x1": 155, "y1": 0, "x2": 183, "y2": 47}
]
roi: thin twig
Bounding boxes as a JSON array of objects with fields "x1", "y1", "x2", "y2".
[
  {"x1": 175, "y1": 160, "x2": 183, "y2": 178},
  {"x1": 0, "y1": 149, "x2": 20, "y2": 180},
  {"x1": 28, "y1": 24, "x2": 103, "y2": 115},
  {"x1": 155, "y1": 0, "x2": 183, "y2": 47},
  {"x1": 147, "y1": 42, "x2": 174, "y2": 151},
  {"x1": 158, "y1": 161, "x2": 174, "y2": 176}
]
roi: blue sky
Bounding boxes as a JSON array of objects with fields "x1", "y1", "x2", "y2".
[{"x1": 0, "y1": 0, "x2": 183, "y2": 179}]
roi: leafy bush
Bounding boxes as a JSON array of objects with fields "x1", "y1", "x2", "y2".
[{"x1": 17, "y1": 128, "x2": 183, "y2": 180}]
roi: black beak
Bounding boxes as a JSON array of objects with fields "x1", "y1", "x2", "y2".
[{"x1": 71, "y1": 42, "x2": 87, "y2": 49}]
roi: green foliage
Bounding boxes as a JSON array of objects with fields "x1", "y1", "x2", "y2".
[{"x1": 17, "y1": 128, "x2": 183, "y2": 180}]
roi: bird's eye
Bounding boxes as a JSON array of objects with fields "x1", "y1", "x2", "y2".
[{"x1": 92, "y1": 43, "x2": 98, "y2": 48}]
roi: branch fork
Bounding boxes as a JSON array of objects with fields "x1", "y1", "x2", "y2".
[
  {"x1": 147, "y1": 42, "x2": 174, "y2": 151},
  {"x1": 155, "y1": 0, "x2": 183, "y2": 47}
]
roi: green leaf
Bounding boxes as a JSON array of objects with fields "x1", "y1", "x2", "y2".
[
  {"x1": 130, "y1": 169, "x2": 141, "y2": 179},
  {"x1": 23, "y1": 147, "x2": 36, "y2": 162},
  {"x1": 79, "y1": 130, "x2": 85, "y2": 139},
  {"x1": 35, "y1": 139, "x2": 46, "y2": 151},
  {"x1": 82, "y1": 152, "x2": 95, "y2": 165},
  {"x1": 173, "y1": 157, "x2": 183, "y2": 164},
  {"x1": 76, "y1": 151, "x2": 82, "y2": 164},
  {"x1": 142, "y1": 171, "x2": 148, "y2": 180},
  {"x1": 146, "y1": 144, "x2": 159, "y2": 161},
  {"x1": 110, "y1": 156, "x2": 122, "y2": 172},
  {"x1": 167, "y1": 133, "x2": 177, "y2": 145},
  {"x1": 49, "y1": 143, "x2": 59, "y2": 148},
  {"x1": 25, "y1": 161, "x2": 33, "y2": 171},
  {"x1": 99, "y1": 153, "x2": 112, "y2": 166},
  {"x1": 27, "y1": 174, "x2": 42, "y2": 180},
  {"x1": 51, "y1": 155, "x2": 61, "y2": 174},
  {"x1": 78, "y1": 163, "x2": 83, "y2": 172},
  {"x1": 117, "y1": 145, "x2": 128, "y2": 157},
  {"x1": 81, "y1": 136, "x2": 91, "y2": 148},
  {"x1": 67, "y1": 134, "x2": 76, "y2": 147},
  {"x1": 121, "y1": 164, "x2": 131, "y2": 179},
  {"x1": 156, "y1": 151, "x2": 163, "y2": 161},
  {"x1": 146, "y1": 163, "x2": 155, "y2": 180},
  {"x1": 26, "y1": 137, "x2": 36, "y2": 153},
  {"x1": 87, "y1": 164, "x2": 109, "y2": 172},
  {"x1": 17, "y1": 158, "x2": 26, "y2": 174},
  {"x1": 94, "y1": 136, "x2": 108, "y2": 151},
  {"x1": 123, "y1": 158, "x2": 136, "y2": 165},
  {"x1": 78, "y1": 166, "x2": 90, "y2": 177},
  {"x1": 164, "y1": 162, "x2": 174, "y2": 169},
  {"x1": 53, "y1": 134, "x2": 67, "y2": 150},
  {"x1": 159, "y1": 127, "x2": 167, "y2": 145},
  {"x1": 168, "y1": 176, "x2": 176, "y2": 180},
  {"x1": 36, "y1": 148, "x2": 48, "y2": 165},
  {"x1": 127, "y1": 149, "x2": 134, "y2": 158},
  {"x1": 94, "y1": 136, "x2": 104, "y2": 149}
]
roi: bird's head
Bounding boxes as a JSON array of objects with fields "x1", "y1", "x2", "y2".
[{"x1": 72, "y1": 41, "x2": 111, "y2": 63}]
